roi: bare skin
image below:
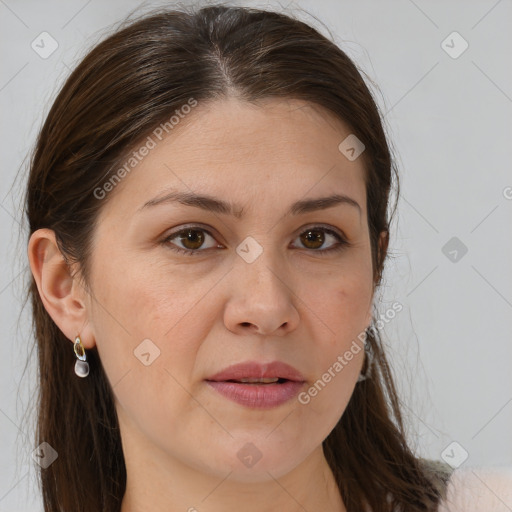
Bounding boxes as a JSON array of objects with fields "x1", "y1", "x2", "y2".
[{"x1": 28, "y1": 97, "x2": 386, "y2": 512}]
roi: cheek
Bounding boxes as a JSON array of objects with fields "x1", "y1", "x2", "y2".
[
  {"x1": 293, "y1": 262, "x2": 372, "y2": 414},
  {"x1": 87, "y1": 258, "x2": 198, "y2": 412},
  {"x1": 302, "y1": 263, "x2": 374, "y2": 344}
]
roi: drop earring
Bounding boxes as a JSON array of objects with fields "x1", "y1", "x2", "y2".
[
  {"x1": 357, "y1": 336, "x2": 373, "y2": 383},
  {"x1": 74, "y1": 335, "x2": 89, "y2": 378}
]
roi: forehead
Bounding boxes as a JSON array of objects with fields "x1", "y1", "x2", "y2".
[
  {"x1": 169, "y1": 97, "x2": 355, "y2": 155},
  {"x1": 99, "y1": 97, "x2": 367, "y2": 220}
]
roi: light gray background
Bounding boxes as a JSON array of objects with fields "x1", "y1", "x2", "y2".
[{"x1": 1, "y1": 0, "x2": 511, "y2": 509}]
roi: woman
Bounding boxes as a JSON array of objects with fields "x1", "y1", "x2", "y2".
[{"x1": 23, "y1": 3, "x2": 511, "y2": 512}]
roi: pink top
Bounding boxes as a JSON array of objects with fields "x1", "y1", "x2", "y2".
[{"x1": 437, "y1": 466, "x2": 512, "y2": 511}]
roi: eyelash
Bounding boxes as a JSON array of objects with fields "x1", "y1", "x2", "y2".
[{"x1": 161, "y1": 225, "x2": 350, "y2": 257}]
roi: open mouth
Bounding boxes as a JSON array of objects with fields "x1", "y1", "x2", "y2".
[{"x1": 223, "y1": 377, "x2": 289, "y2": 384}]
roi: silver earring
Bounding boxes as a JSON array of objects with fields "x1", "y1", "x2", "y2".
[
  {"x1": 357, "y1": 338, "x2": 373, "y2": 382},
  {"x1": 74, "y1": 335, "x2": 89, "y2": 378}
]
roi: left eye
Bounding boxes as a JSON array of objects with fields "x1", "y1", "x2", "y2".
[{"x1": 161, "y1": 225, "x2": 349, "y2": 256}]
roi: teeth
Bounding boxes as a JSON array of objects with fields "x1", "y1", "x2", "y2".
[{"x1": 237, "y1": 377, "x2": 280, "y2": 384}]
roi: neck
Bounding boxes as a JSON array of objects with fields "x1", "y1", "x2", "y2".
[{"x1": 119, "y1": 440, "x2": 346, "y2": 512}]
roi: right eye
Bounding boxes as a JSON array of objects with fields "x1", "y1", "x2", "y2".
[{"x1": 161, "y1": 226, "x2": 222, "y2": 256}]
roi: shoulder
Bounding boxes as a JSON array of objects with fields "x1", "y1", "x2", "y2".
[{"x1": 436, "y1": 465, "x2": 512, "y2": 512}]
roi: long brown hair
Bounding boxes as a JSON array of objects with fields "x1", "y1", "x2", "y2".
[{"x1": 21, "y1": 3, "x2": 450, "y2": 511}]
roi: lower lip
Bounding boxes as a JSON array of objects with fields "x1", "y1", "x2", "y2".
[{"x1": 206, "y1": 380, "x2": 305, "y2": 409}]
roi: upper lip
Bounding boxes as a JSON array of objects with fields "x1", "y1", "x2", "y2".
[{"x1": 206, "y1": 361, "x2": 306, "y2": 382}]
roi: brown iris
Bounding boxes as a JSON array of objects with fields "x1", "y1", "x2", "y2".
[
  {"x1": 178, "y1": 229, "x2": 205, "y2": 250},
  {"x1": 300, "y1": 229, "x2": 324, "y2": 249}
]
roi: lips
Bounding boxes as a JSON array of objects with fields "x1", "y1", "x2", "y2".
[
  {"x1": 205, "y1": 360, "x2": 306, "y2": 409},
  {"x1": 205, "y1": 361, "x2": 306, "y2": 383}
]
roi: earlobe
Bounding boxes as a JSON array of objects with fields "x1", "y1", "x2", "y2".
[
  {"x1": 27, "y1": 228, "x2": 95, "y2": 348},
  {"x1": 380, "y1": 230, "x2": 389, "y2": 258}
]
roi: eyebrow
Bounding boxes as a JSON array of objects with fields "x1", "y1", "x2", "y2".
[{"x1": 138, "y1": 190, "x2": 361, "y2": 218}]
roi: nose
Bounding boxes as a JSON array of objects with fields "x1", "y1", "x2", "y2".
[{"x1": 223, "y1": 250, "x2": 300, "y2": 337}]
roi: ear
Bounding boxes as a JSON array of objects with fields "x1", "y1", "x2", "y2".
[
  {"x1": 375, "y1": 230, "x2": 389, "y2": 285},
  {"x1": 365, "y1": 230, "x2": 390, "y2": 329},
  {"x1": 27, "y1": 228, "x2": 96, "y2": 349}
]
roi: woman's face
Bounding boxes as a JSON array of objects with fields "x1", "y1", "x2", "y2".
[{"x1": 83, "y1": 97, "x2": 376, "y2": 481}]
